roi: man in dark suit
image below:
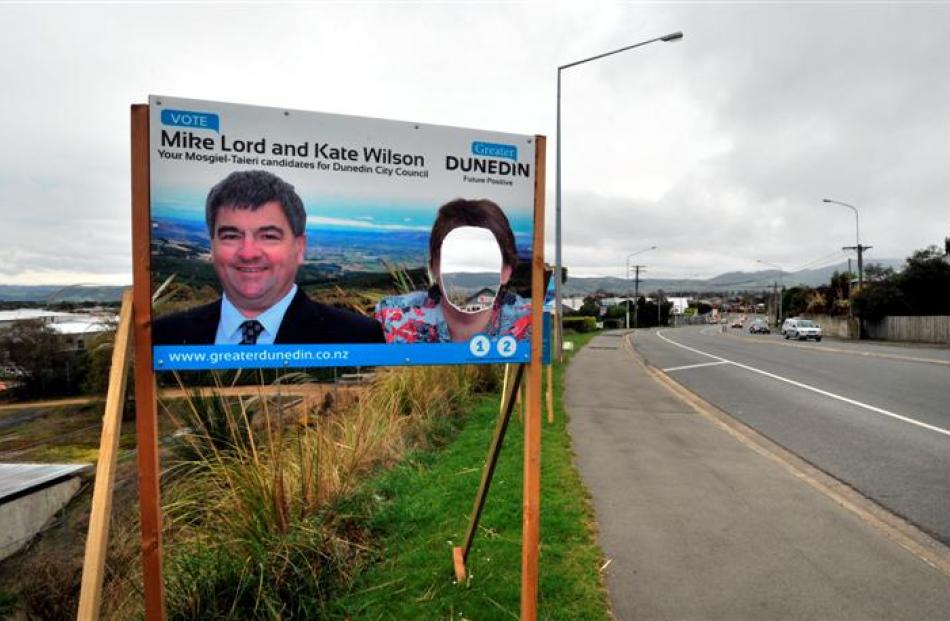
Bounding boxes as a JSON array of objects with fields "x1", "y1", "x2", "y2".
[{"x1": 153, "y1": 170, "x2": 384, "y2": 345}]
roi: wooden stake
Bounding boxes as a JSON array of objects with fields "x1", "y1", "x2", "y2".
[
  {"x1": 546, "y1": 364, "x2": 554, "y2": 425},
  {"x1": 77, "y1": 289, "x2": 133, "y2": 620},
  {"x1": 521, "y1": 135, "x2": 546, "y2": 621},
  {"x1": 500, "y1": 364, "x2": 511, "y2": 415},
  {"x1": 452, "y1": 546, "x2": 467, "y2": 583},
  {"x1": 516, "y1": 379, "x2": 524, "y2": 421},
  {"x1": 454, "y1": 364, "x2": 525, "y2": 582},
  {"x1": 131, "y1": 104, "x2": 166, "y2": 621}
]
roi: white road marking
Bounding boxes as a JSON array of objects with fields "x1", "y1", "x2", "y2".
[
  {"x1": 655, "y1": 330, "x2": 950, "y2": 439},
  {"x1": 663, "y1": 361, "x2": 730, "y2": 372}
]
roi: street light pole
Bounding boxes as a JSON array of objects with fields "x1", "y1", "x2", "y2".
[
  {"x1": 556, "y1": 31, "x2": 683, "y2": 356},
  {"x1": 626, "y1": 246, "x2": 656, "y2": 329},
  {"x1": 823, "y1": 198, "x2": 870, "y2": 291}
]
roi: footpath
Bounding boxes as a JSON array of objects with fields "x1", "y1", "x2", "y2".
[{"x1": 566, "y1": 331, "x2": 950, "y2": 620}]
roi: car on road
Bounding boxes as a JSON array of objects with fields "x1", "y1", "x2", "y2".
[
  {"x1": 781, "y1": 318, "x2": 822, "y2": 341},
  {"x1": 749, "y1": 318, "x2": 771, "y2": 334},
  {"x1": 731, "y1": 318, "x2": 744, "y2": 328}
]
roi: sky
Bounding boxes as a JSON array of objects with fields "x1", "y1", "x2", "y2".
[{"x1": 1, "y1": 1, "x2": 948, "y2": 285}]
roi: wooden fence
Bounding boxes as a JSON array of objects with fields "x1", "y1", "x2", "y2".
[
  {"x1": 803, "y1": 314, "x2": 950, "y2": 344},
  {"x1": 864, "y1": 315, "x2": 950, "y2": 344}
]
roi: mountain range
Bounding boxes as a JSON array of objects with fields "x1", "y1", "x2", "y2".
[{"x1": 0, "y1": 258, "x2": 905, "y2": 302}]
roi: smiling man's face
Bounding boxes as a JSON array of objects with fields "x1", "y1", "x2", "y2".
[{"x1": 211, "y1": 201, "x2": 305, "y2": 317}]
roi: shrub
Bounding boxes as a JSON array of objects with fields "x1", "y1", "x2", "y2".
[{"x1": 563, "y1": 316, "x2": 598, "y2": 333}]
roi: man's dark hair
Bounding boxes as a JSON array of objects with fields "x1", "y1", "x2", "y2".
[
  {"x1": 428, "y1": 198, "x2": 518, "y2": 270},
  {"x1": 205, "y1": 170, "x2": 307, "y2": 236}
]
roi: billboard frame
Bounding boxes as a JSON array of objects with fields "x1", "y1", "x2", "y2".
[{"x1": 127, "y1": 101, "x2": 547, "y2": 621}]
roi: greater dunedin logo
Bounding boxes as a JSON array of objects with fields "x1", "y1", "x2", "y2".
[{"x1": 447, "y1": 140, "x2": 530, "y2": 183}]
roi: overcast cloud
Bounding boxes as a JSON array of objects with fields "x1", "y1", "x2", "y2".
[{"x1": 1, "y1": 1, "x2": 947, "y2": 284}]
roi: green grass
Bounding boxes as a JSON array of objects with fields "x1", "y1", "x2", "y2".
[{"x1": 332, "y1": 330, "x2": 607, "y2": 620}]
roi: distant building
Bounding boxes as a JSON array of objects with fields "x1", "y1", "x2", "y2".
[
  {"x1": 463, "y1": 288, "x2": 498, "y2": 312},
  {"x1": 561, "y1": 296, "x2": 587, "y2": 311},
  {"x1": 666, "y1": 297, "x2": 691, "y2": 315},
  {"x1": 0, "y1": 309, "x2": 114, "y2": 351},
  {"x1": 0, "y1": 463, "x2": 91, "y2": 561},
  {"x1": 0, "y1": 309, "x2": 74, "y2": 329}
]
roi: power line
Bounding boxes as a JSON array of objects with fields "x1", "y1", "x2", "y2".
[{"x1": 793, "y1": 250, "x2": 851, "y2": 272}]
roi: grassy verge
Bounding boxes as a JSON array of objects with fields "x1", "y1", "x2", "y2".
[
  {"x1": 124, "y1": 367, "x2": 494, "y2": 619},
  {"x1": 332, "y1": 330, "x2": 607, "y2": 620}
]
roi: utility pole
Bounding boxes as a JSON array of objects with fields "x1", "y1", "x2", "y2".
[
  {"x1": 757, "y1": 259, "x2": 785, "y2": 325},
  {"x1": 625, "y1": 247, "x2": 655, "y2": 329},
  {"x1": 843, "y1": 243, "x2": 872, "y2": 291},
  {"x1": 823, "y1": 199, "x2": 869, "y2": 292},
  {"x1": 631, "y1": 265, "x2": 645, "y2": 329},
  {"x1": 657, "y1": 289, "x2": 664, "y2": 327},
  {"x1": 772, "y1": 281, "x2": 779, "y2": 326}
]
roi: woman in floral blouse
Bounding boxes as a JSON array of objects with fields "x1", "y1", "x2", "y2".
[{"x1": 375, "y1": 198, "x2": 531, "y2": 344}]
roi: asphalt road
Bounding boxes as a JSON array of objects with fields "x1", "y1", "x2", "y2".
[{"x1": 633, "y1": 324, "x2": 950, "y2": 546}]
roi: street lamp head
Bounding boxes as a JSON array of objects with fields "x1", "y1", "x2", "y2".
[
  {"x1": 627, "y1": 245, "x2": 657, "y2": 260},
  {"x1": 661, "y1": 31, "x2": 684, "y2": 42},
  {"x1": 822, "y1": 198, "x2": 832, "y2": 203}
]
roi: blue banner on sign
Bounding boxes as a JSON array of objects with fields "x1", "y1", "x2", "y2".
[
  {"x1": 160, "y1": 109, "x2": 220, "y2": 133},
  {"x1": 154, "y1": 341, "x2": 533, "y2": 371},
  {"x1": 471, "y1": 141, "x2": 518, "y2": 161}
]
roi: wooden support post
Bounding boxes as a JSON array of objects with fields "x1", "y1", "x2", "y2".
[
  {"x1": 521, "y1": 135, "x2": 546, "y2": 621},
  {"x1": 500, "y1": 364, "x2": 511, "y2": 415},
  {"x1": 546, "y1": 364, "x2": 554, "y2": 425},
  {"x1": 516, "y1": 380, "x2": 524, "y2": 421},
  {"x1": 453, "y1": 364, "x2": 526, "y2": 582},
  {"x1": 131, "y1": 104, "x2": 166, "y2": 621},
  {"x1": 77, "y1": 289, "x2": 133, "y2": 620}
]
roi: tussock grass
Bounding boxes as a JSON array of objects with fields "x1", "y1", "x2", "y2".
[{"x1": 107, "y1": 365, "x2": 497, "y2": 619}]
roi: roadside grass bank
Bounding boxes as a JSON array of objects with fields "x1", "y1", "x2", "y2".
[
  {"x1": 332, "y1": 330, "x2": 608, "y2": 620},
  {"x1": 0, "y1": 331, "x2": 607, "y2": 619},
  {"x1": 105, "y1": 365, "x2": 497, "y2": 619}
]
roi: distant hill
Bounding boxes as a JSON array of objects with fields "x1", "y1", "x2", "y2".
[
  {"x1": 0, "y1": 258, "x2": 905, "y2": 302},
  {"x1": 561, "y1": 258, "x2": 906, "y2": 296},
  {"x1": 0, "y1": 285, "x2": 126, "y2": 303}
]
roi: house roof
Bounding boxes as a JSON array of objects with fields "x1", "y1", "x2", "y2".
[
  {"x1": 0, "y1": 309, "x2": 74, "y2": 322},
  {"x1": 49, "y1": 320, "x2": 113, "y2": 336},
  {"x1": 0, "y1": 463, "x2": 90, "y2": 502},
  {"x1": 0, "y1": 310, "x2": 115, "y2": 335}
]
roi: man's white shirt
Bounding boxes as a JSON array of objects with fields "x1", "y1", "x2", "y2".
[{"x1": 215, "y1": 285, "x2": 298, "y2": 345}]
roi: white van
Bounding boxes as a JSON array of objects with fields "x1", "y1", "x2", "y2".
[{"x1": 781, "y1": 318, "x2": 822, "y2": 341}]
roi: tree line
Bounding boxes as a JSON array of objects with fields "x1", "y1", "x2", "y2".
[
  {"x1": 781, "y1": 245, "x2": 950, "y2": 320},
  {"x1": 0, "y1": 319, "x2": 115, "y2": 399}
]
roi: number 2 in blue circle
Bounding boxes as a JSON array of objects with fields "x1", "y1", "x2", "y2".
[{"x1": 497, "y1": 335, "x2": 517, "y2": 358}]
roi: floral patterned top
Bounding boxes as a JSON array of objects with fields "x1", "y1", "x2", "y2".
[{"x1": 374, "y1": 286, "x2": 531, "y2": 344}]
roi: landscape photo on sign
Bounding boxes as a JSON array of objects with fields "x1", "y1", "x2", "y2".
[{"x1": 147, "y1": 96, "x2": 539, "y2": 370}]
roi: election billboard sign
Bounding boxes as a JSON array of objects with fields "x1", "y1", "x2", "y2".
[{"x1": 147, "y1": 96, "x2": 544, "y2": 370}]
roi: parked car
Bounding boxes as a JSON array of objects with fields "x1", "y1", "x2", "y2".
[
  {"x1": 730, "y1": 318, "x2": 744, "y2": 328},
  {"x1": 781, "y1": 318, "x2": 822, "y2": 341},
  {"x1": 749, "y1": 318, "x2": 771, "y2": 334}
]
